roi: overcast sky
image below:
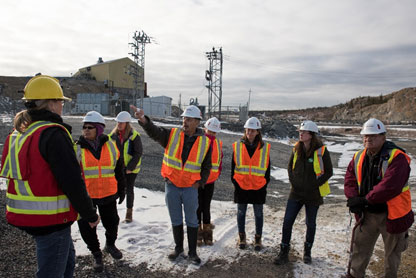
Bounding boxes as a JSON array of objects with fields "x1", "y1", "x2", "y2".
[{"x1": 1, "y1": 0, "x2": 415, "y2": 110}]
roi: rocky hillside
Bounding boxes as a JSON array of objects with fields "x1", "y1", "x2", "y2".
[{"x1": 252, "y1": 87, "x2": 416, "y2": 124}]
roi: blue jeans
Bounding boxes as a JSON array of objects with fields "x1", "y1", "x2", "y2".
[
  {"x1": 165, "y1": 181, "x2": 198, "y2": 228},
  {"x1": 237, "y1": 203, "x2": 264, "y2": 235},
  {"x1": 281, "y1": 198, "x2": 319, "y2": 245},
  {"x1": 33, "y1": 226, "x2": 75, "y2": 278}
]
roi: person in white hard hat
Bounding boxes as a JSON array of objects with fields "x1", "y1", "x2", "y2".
[
  {"x1": 197, "y1": 117, "x2": 223, "y2": 246},
  {"x1": 343, "y1": 118, "x2": 413, "y2": 278},
  {"x1": 75, "y1": 111, "x2": 127, "y2": 272},
  {"x1": 131, "y1": 104, "x2": 212, "y2": 265},
  {"x1": 275, "y1": 120, "x2": 333, "y2": 265},
  {"x1": 232, "y1": 117, "x2": 271, "y2": 251},
  {"x1": 0, "y1": 75, "x2": 100, "y2": 277},
  {"x1": 110, "y1": 111, "x2": 143, "y2": 223}
]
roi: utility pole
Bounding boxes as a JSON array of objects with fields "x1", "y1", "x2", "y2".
[
  {"x1": 128, "y1": 30, "x2": 152, "y2": 108},
  {"x1": 205, "y1": 47, "x2": 223, "y2": 120}
]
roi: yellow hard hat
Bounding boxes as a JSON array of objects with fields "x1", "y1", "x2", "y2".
[{"x1": 22, "y1": 75, "x2": 71, "y2": 101}]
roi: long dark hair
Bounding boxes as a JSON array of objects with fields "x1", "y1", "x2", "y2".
[
  {"x1": 294, "y1": 132, "x2": 323, "y2": 158},
  {"x1": 241, "y1": 129, "x2": 264, "y2": 149}
]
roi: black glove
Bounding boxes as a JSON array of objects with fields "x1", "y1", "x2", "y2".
[
  {"x1": 347, "y1": 196, "x2": 368, "y2": 208},
  {"x1": 118, "y1": 191, "x2": 126, "y2": 204}
]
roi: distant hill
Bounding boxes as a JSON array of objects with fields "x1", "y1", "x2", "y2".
[{"x1": 252, "y1": 88, "x2": 416, "y2": 124}]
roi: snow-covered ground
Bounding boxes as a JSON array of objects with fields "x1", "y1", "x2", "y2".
[{"x1": 1, "y1": 118, "x2": 416, "y2": 277}]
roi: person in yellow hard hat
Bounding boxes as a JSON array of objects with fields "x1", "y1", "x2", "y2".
[{"x1": 0, "y1": 75, "x2": 100, "y2": 278}]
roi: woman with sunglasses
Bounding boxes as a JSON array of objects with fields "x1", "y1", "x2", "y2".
[
  {"x1": 274, "y1": 120, "x2": 333, "y2": 265},
  {"x1": 110, "y1": 111, "x2": 143, "y2": 223},
  {"x1": 75, "y1": 111, "x2": 127, "y2": 272}
]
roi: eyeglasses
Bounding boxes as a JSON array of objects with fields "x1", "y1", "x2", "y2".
[{"x1": 82, "y1": 126, "x2": 96, "y2": 130}]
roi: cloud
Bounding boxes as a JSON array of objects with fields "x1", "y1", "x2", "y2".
[{"x1": 1, "y1": 0, "x2": 415, "y2": 110}]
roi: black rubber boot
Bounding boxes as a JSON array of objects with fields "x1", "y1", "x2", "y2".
[
  {"x1": 303, "y1": 242, "x2": 312, "y2": 264},
  {"x1": 274, "y1": 243, "x2": 290, "y2": 265},
  {"x1": 92, "y1": 251, "x2": 104, "y2": 272},
  {"x1": 187, "y1": 226, "x2": 201, "y2": 265},
  {"x1": 168, "y1": 225, "x2": 184, "y2": 261},
  {"x1": 105, "y1": 244, "x2": 123, "y2": 260}
]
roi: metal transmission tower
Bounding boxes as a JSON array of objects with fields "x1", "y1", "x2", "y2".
[
  {"x1": 205, "y1": 47, "x2": 223, "y2": 120},
  {"x1": 128, "y1": 30, "x2": 152, "y2": 108}
]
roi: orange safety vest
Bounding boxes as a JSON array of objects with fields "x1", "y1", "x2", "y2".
[
  {"x1": 292, "y1": 143, "x2": 331, "y2": 197},
  {"x1": 353, "y1": 148, "x2": 412, "y2": 220},
  {"x1": 161, "y1": 128, "x2": 210, "y2": 188},
  {"x1": 76, "y1": 138, "x2": 119, "y2": 199},
  {"x1": 206, "y1": 138, "x2": 223, "y2": 184},
  {"x1": 233, "y1": 141, "x2": 270, "y2": 190},
  {"x1": 0, "y1": 121, "x2": 78, "y2": 227}
]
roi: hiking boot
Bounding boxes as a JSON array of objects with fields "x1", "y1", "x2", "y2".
[
  {"x1": 168, "y1": 225, "x2": 184, "y2": 261},
  {"x1": 303, "y1": 242, "x2": 312, "y2": 264},
  {"x1": 274, "y1": 243, "x2": 290, "y2": 265},
  {"x1": 124, "y1": 208, "x2": 133, "y2": 223},
  {"x1": 197, "y1": 225, "x2": 204, "y2": 246},
  {"x1": 254, "y1": 234, "x2": 262, "y2": 251},
  {"x1": 238, "y1": 232, "x2": 246, "y2": 249},
  {"x1": 92, "y1": 251, "x2": 103, "y2": 272},
  {"x1": 105, "y1": 244, "x2": 123, "y2": 260},
  {"x1": 203, "y1": 224, "x2": 213, "y2": 246}
]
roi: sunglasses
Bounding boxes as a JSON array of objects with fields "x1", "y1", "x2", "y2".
[{"x1": 82, "y1": 126, "x2": 96, "y2": 130}]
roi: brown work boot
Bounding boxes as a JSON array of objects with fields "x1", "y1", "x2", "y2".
[
  {"x1": 254, "y1": 234, "x2": 262, "y2": 251},
  {"x1": 124, "y1": 208, "x2": 133, "y2": 223},
  {"x1": 238, "y1": 232, "x2": 246, "y2": 249},
  {"x1": 197, "y1": 224, "x2": 204, "y2": 246},
  {"x1": 203, "y1": 224, "x2": 213, "y2": 246}
]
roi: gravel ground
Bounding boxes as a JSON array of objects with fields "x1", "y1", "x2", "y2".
[{"x1": 0, "y1": 117, "x2": 415, "y2": 278}]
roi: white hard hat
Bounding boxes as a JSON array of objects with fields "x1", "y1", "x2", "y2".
[
  {"x1": 115, "y1": 111, "x2": 132, "y2": 123},
  {"x1": 360, "y1": 118, "x2": 386, "y2": 135},
  {"x1": 83, "y1": 111, "x2": 105, "y2": 125},
  {"x1": 244, "y1": 117, "x2": 261, "y2": 129},
  {"x1": 181, "y1": 105, "x2": 202, "y2": 119},
  {"x1": 299, "y1": 120, "x2": 319, "y2": 134},
  {"x1": 204, "y1": 117, "x2": 221, "y2": 133}
]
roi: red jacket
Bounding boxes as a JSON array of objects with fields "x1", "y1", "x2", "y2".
[{"x1": 344, "y1": 144, "x2": 414, "y2": 233}]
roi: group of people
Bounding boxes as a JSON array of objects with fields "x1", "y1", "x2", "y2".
[{"x1": 0, "y1": 75, "x2": 413, "y2": 278}]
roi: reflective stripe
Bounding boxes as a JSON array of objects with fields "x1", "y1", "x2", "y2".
[
  {"x1": 7, "y1": 193, "x2": 70, "y2": 215},
  {"x1": 81, "y1": 139, "x2": 118, "y2": 179},
  {"x1": 233, "y1": 142, "x2": 269, "y2": 175}
]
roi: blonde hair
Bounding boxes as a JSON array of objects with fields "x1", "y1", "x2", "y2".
[
  {"x1": 14, "y1": 100, "x2": 51, "y2": 133},
  {"x1": 111, "y1": 122, "x2": 133, "y2": 141}
]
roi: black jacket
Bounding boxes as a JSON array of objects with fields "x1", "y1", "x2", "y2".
[
  {"x1": 139, "y1": 116, "x2": 212, "y2": 186},
  {"x1": 76, "y1": 134, "x2": 127, "y2": 206},
  {"x1": 231, "y1": 138, "x2": 271, "y2": 204},
  {"x1": 110, "y1": 130, "x2": 143, "y2": 172},
  {"x1": 20, "y1": 109, "x2": 98, "y2": 236},
  {"x1": 288, "y1": 143, "x2": 333, "y2": 206}
]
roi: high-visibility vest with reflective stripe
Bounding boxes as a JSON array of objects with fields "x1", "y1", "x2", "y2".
[
  {"x1": 110, "y1": 129, "x2": 142, "y2": 174},
  {"x1": 353, "y1": 148, "x2": 412, "y2": 220},
  {"x1": 292, "y1": 144, "x2": 331, "y2": 197},
  {"x1": 233, "y1": 141, "x2": 270, "y2": 190},
  {"x1": 207, "y1": 138, "x2": 222, "y2": 184},
  {"x1": 76, "y1": 137, "x2": 119, "y2": 198},
  {"x1": 161, "y1": 128, "x2": 210, "y2": 188},
  {"x1": 0, "y1": 121, "x2": 78, "y2": 227}
]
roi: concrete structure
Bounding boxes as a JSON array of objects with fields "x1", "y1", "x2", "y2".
[
  {"x1": 137, "y1": 96, "x2": 172, "y2": 118},
  {"x1": 74, "y1": 57, "x2": 144, "y2": 91},
  {"x1": 71, "y1": 93, "x2": 110, "y2": 115}
]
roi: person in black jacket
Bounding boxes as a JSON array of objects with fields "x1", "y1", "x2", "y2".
[
  {"x1": 231, "y1": 117, "x2": 271, "y2": 252},
  {"x1": 0, "y1": 75, "x2": 100, "y2": 278},
  {"x1": 75, "y1": 111, "x2": 126, "y2": 272},
  {"x1": 110, "y1": 111, "x2": 143, "y2": 223},
  {"x1": 274, "y1": 120, "x2": 333, "y2": 265}
]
